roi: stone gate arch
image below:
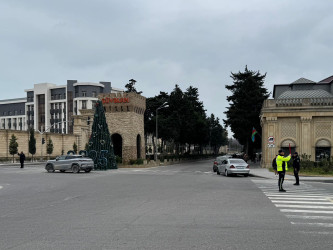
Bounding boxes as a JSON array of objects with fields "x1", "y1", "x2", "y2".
[
  {"x1": 111, "y1": 133, "x2": 123, "y2": 159},
  {"x1": 137, "y1": 134, "x2": 141, "y2": 159}
]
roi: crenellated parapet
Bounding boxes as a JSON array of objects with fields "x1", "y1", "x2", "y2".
[{"x1": 99, "y1": 92, "x2": 146, "y2": 115}]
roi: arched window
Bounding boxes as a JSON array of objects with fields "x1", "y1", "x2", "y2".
[
  {"x1": 315, "y1": 139, "x2": 331, "y2": 161},
  {"x1": 280, "y1": 139, "x2": 296, "y2": 155}
]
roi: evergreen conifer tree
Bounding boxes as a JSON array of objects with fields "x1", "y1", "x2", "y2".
[
  {"x1": 73, "y1": 142, "x2": 78, "y2": 154},
  {"x1": 88, "y1": 100, "x2": 117, "y2": 170},
  {"x1": 224, "y1": 66, "x2": 269, "y2": 155},
  {"x1": 9, "y1": 134, "x2": 18, "y2": 163},
  {"x1": 47, "y1": 138, "x2": 54, "y2": 158},
  {"x1": 29, "y1": 128, "x2": 36, "y2": 162}
]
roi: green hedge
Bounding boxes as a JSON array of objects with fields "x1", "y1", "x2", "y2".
[{"x1": 129, "y1": 159, "x2": 144, "y2": 165}]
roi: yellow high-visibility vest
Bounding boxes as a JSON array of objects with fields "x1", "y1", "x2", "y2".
[{"x1": 276, "y1": 154, "x2": 291, "y2": 171}]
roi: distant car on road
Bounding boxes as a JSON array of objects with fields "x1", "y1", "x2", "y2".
[
  {"x1": 45, "y1": 155, "x2": 94, "y2": 173},
  {"x1": 213, "y1": 155, "x2": 232, "y2": 173},
  {"x1": 217, "y1": 158, "x2": 250, "y2": 177}
]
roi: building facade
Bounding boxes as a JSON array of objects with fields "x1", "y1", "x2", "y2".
[
  {"x1": 261, "y1": 76, "x2": 333, "y2": 168},
  {"x1": 73, "y1": 92, "x2": 146, "y2": 163},
  {"x1": 0, "y1": 80, "x2": 123, "y2": 134}
]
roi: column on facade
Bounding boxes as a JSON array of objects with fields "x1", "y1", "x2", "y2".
[
  {"x1": 263, "y1": 117, "x2": 278, "y2": 168},
  {"x1": 300, "y1": 116, "x2": 312, "y2": 157}
]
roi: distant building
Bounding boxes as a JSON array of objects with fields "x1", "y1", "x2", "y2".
[
  {"x1": 0, "y1": 80, "x2": 123, "y2": 134},
  {"x1": 261, "y1": 76, "x2": 333, "y2": 167}
]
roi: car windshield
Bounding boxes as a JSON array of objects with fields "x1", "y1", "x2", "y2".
[{"x1": 229, "y1": 159, "x2": 246, "y2": 164}]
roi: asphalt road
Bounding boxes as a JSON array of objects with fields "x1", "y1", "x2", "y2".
[{"x1": 1, "y1": 160, "x2": 333, "y2": 250}]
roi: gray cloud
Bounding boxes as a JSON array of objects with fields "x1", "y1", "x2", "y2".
[{"x1": 1, "y1": 0, "x2": 333, "y2": 134}]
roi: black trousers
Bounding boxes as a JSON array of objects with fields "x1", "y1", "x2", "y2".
[
  {"x1": 20, "y1": 161, "x2": 24, "y2": 168},
  {"x1": 294, "y1": 169, "x2": 299, "y2": 184},
  {"x1": 278, "y1": 171, "x2": 285, "y2": 190}
]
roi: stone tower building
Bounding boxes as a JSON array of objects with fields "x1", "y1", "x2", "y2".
[{"x1": 73, "y1": 92, "x2": 146, "y2": 163}]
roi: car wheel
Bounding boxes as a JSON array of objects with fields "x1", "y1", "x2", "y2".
[
  {"x1": 216, "y1": 169, "x2": 220, "y2": 175},
  {"x1": 225, "y1": 169, "x2": 229, "y2": 177},
  {"x1": 60, "y1": 170, "x2": 66, "y2": 173},
  {"x1": 72, "y1": 165, "x2": 80, "y2": 174},
  {"x1": 46, "y1": 164, "x2": 55, "y2": 173},
  {"x1": 84, "y1": 168, "x2": 92, "y2": 173}
]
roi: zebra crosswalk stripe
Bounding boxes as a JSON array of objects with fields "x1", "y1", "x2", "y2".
[{"x1": 252, "y1": 179, "x2": 333, "y2": 232}]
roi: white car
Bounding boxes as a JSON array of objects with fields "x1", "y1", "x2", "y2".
[
  {"x1": 217, "y1": 158, "x2": 250, "y2": 177},
  {"x1": 45, "y1": 155, "x2": 94, "y2": 173}
]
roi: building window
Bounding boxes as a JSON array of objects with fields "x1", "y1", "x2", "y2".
[
  {"x1": 82, "y1": 100, "x2": 87, "y2": 109},
  {"x1": 315, "y1": 140, "x2": 331, "y2": 161},
  {"x1": 74, "y1": 101, "x2": 77, "y2": 115},
  {"x1": 92, "y1": 91, "x2": 97, "y2": 97},
  {"x1": 82, "y1": 91, "x2": 87, "y2": 97}
]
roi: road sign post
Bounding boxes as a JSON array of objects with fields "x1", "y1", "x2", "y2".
[{"x1": 268, "y1": 136, "x2": 275, "y2": 168}]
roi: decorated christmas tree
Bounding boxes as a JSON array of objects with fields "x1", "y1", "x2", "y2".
[{"x1": 88, "y1": 100, "x2": 117, "y2": 170}]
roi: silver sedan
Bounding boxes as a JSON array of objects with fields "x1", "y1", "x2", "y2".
[
  {"x1": 45, "y1": 155, "x2": 94, "y2": 173},
  {"x1": 217, "y1": 158, "x2": 250, "y2": 177}
]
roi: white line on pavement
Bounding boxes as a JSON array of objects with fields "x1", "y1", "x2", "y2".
[
  {"x1": 286, "y1": 215, "x2": 333, "y2": 220},
  {"x1": 272, "y1": 200, "x2": 333, "y2": 204},
  {"x1": 266, "y1": 195, "x2": 333, "y2": 198},
  {"x1": 280, "y1": 209, "x2": 333, "y2": 214},
  {"x1": 291, "y1": 222, "x2": 333, "y2": 227},
  {"x1": 276, "y1": 204, "x2": 333, "y2": 209},
  {"x1": 264, "y1": 191, "x2": 332, "y2": 195},
  {"x1": 0, "y1": 186, "x2": 3, "y2": 190},
  {"x1": 268, "y1": 197, "x2": 328, "y2": 200}
]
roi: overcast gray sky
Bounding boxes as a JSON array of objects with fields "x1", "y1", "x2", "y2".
[{"x1": 1, "y1": 0, "x2": 333, "y2": 131}]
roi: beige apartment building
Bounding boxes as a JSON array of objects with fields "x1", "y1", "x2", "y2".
[{"x1": 261, "y1": 76, "x2": 333, "y2": 168}]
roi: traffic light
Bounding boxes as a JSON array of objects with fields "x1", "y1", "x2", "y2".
[{"x1": 42, "y1": 138, "x2": 45, "y2": 144}]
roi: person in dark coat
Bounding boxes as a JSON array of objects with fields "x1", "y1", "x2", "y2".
[
  {"x1": 292, "y1": 152, "x2": 300, "y2": 185},
  {"x1": 17, "y1": 151, "x2": 26, "y2": 168},
  {"x1": 272, "y1": 155, "x2": 278, "y2": 175}
]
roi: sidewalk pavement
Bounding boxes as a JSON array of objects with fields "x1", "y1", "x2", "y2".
[
  {"x1": 249, "y1": 162, "x2": 333, "y2": 183},
  {"x1": 0, "y1": 162, "x2": 45, "y2": 167}
]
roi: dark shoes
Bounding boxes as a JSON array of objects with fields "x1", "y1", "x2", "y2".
[
  {"x1": 293, "y1": 183, "x2": 299, "y2": 186},
  {"x1": 279, "y1": 189, "x2": 287, "y2": 192}
]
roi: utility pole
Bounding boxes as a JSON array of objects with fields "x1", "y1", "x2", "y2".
[{"x1": 155, "y1": 102, "x2": 169, "y2": 161}]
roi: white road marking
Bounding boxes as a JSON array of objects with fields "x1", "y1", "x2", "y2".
[
  {"x1": 299, "y1": 231, "x2": 333, "y2": 235},
  {"x1": 265, "y1": 195, "x2": 332, "y2": 198},
  {"x1": 275, "y1": 204, "x2": 333, "y2": 209},
  {"x1": 253, "y1": 179, "x2": 333, "y2": 232},
  {"x1": 280, "y1": 209, "x2": 333, "y2": 214},
  {"x1": 263, "y1": 189, "x2": 326, "y2": 192},
  {"x1": 272, "y1": 200, "x2": 333, "y2": 205},
  {"x1": 291, "y1": 222, "x2": 333, "y2": 227},
  {"x1": 267, "y1": 192, "x2": 332, "y2": 195},
  {"x1": 0, "y1": 186, "x2": 3, "y2": 190},
  {"x1": 268, "y1": 197, "x2": 328, "y2": 201},
  {"x1": 286, "y1": 215, "x2": 333, "y2": 220}
]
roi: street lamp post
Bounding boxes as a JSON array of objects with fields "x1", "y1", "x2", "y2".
[
  {"x1": 36, "y1": 120, "x2": 72, "y2": 160},
  {"x1": 155, "y1": 102, "x2": 169, "y2": 161}
]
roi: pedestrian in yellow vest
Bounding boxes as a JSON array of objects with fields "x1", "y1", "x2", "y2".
[{"x1": 276, "y1": 149, "x2": 291, "y2": 192}]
